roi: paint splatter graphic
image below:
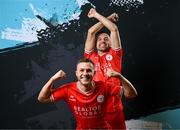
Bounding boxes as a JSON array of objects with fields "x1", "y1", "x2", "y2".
[
  {"x1": 110, "y1": 0, "x2": 143, "y2": 9},
  {"x1": 1, "y1": 17, "x2": 46, "y2": 43},
  {"x1": 0, "y1": 0, "x2": 90, "y2": 51},
  {"x1": 0, "y1": 0, "x2": 143, "y2": 52}
]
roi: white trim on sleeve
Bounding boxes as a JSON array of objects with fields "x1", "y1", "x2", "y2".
[
  {"x1": 84, "y1": 49, "x2": 94, "y2": 54},
  {"x1": 111, "y1": 47, "x2": 121, "y2": 51}
]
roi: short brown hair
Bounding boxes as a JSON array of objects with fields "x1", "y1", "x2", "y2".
[
  {"x1": 95, "y1": 28, "x2": 110, "y2": 40},
  {"x1": 76, "y1": 58, "x2": 94, "y2": 67}
]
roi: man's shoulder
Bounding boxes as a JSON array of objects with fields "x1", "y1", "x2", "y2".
[
  {"x1": 109, "y1": 47, "x2": 122, "y2": 52},
  {"x1": 84, "y1": 50, "x2": 98, "y2": 59},
  {"x1": 84, "y1": 49, "x2": 96, "y2": 54},
  {"x1": 106, "y1": 47, "x2": 123, "y2": 57},
  {"x1": 61, "y1": 82, "x2": 77, "y2": 88}
]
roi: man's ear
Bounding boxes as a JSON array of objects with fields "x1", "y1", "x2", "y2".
[{"x1": 75, "y1": 70, "x2": 77, "y2": 77}]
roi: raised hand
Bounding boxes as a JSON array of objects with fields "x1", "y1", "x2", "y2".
[
  {"x1": 51, "y1": 70, "x2": 66, "y2": 81},
  {"x1": 108, "y1": 13, "x2": 119, "y2": 22},
  {"x1": 87, "y1": 8, "x2": 97, "y2": 18}
]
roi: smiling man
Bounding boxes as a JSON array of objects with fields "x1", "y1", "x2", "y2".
[
  {"x1": 84, "y1": 8, "x2": 126, "y2": 129},
  {"x1": 38, "y1": 58, "x2": 137, "y2": 129}
]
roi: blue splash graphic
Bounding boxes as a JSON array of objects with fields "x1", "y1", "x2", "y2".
[
  {"x1": 0, "y1": 0, "x2": 143, "y2": 52},
  {"x1": 0, "y1": 0, "x2": 89, "y2": 51}
]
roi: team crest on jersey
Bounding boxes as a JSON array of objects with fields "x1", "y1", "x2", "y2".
[
  {"x1": 97, "y1": 95, "x2": 104, "y2": 103},
  {"x1": 106, "y1": 54, "x2": 113, "y2": 61}
]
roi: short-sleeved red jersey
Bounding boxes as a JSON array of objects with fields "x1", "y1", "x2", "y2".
[
  {"x1": 51, "y1": 81, "x2": 120, "y2": 129},
  {"x1": 84, "y1": 48, "x2": 122, "y2": 84},
  {"x1": 84, "y1": 48, "x2": 123, "y2": 112}
]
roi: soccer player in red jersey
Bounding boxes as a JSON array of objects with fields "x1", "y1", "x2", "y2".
[
  {"x1": 38, "y1": 58, "x2": 137, "y2": 129},
  {"x1": 84, "y1": 8, "x2": 137, "y2": 129}
]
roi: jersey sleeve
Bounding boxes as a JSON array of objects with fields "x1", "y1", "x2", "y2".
[
  {"x1": 84, "y1": 49, "x2": 95, "y2": 58},
  {"x1": 50, "y1": 84, "x2": 68, "y2": 102},
  {"x1": 111, "y1": 48, "x2": 123, "y2": 58}
]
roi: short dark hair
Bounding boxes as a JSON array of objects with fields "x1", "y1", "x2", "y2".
[
  {"x1": 76, "y1": 58, "x2": 94, "y2": 67},
  {"x1": 95, "y1": 28, "x2": 110, "y2": 39}
]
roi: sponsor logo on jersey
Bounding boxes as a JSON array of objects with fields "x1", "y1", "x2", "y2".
[
  {"x1": 74, "y1": 105, "x2": 102, "y2": 116},
  {"x1": 69, "y1": 95, "x2": 76, "y2": 101},
  {"x1": 106, "y1": 54, "x2": 113, "y2": 61}
]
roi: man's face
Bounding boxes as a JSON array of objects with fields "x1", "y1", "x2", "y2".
[
  {"x1": 96, "y1": 33, "x2": 111, "y2": 52},
  {"x1": 76, "y1": 62, "x2": 95, "y2": 86}
]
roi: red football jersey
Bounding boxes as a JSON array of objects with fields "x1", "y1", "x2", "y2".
[
  {"x1": 84, "y1": 48, "x2": 123, "y2": 112},
  {"x1": 51, "y1": 81, "x2": 120, "y2": 129},
  {"x1": 84, "y1": 48, "x2": 122, "y2": 85}
]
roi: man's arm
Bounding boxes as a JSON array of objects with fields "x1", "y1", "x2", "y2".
[
  {"x1": 85, "y1": 13, "x2": 119, "y2": 52},
  {"x1": 88, "y1": 8, "x2": 122, "y2": 50},
  {"x1": 120, "y1": 74, "x2": 138, "y2": 99},
  {"x1": 38, "y1": 70, "x2": 66, "y2": 103},
  {"x1": 106, "y1": 69, "x2": 138, "y2": 99}
]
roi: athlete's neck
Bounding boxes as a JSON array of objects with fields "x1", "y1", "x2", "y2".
[
  {"x1": 98, "y1": 51, "x2": 106, "y2": 56},
  {"x1": 77, "y1": 81, "x2": 95, "y2": 94},
  {"x1": 98, "y1": 48, "x2": 110, "y2": 56}
]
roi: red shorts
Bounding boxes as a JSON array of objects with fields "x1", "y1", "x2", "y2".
[{"x1": 104, "y1": 111, "x2": 126, "y2": 130}]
